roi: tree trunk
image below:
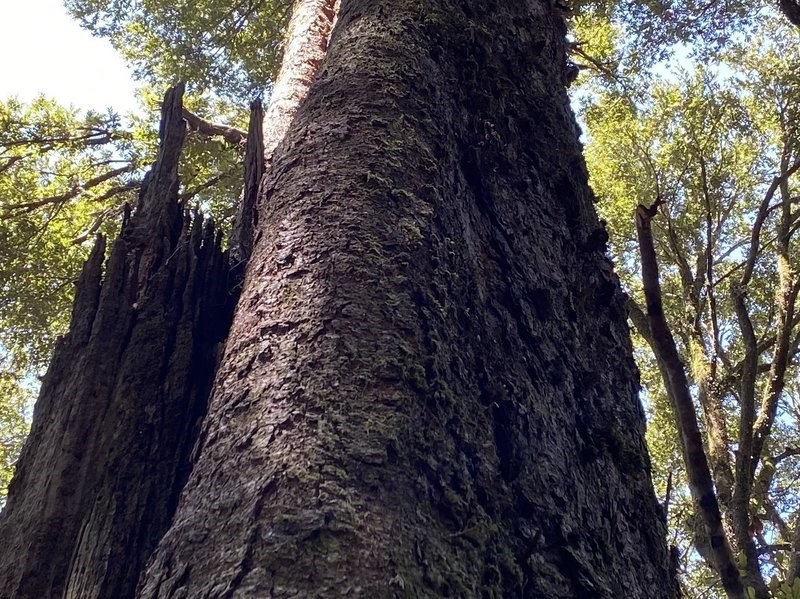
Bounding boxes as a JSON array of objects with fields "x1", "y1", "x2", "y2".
[
  {"x1": 137, "y1": 0, "x2": 674, "y2": 597},
  {"x1": 229, "y1": 0, "x2": 337, "y2": 266},
  {"x1": 0, "y1": 85, "x2": 238, "y2": 599}
]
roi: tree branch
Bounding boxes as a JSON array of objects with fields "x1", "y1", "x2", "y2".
[
  {"x1": 178, "y1": 171, "x2": 234, "y2": 203},
  {"x1": 741, "y1": 158, "x2": 800, "y2": 287},
  {"x1": 731, "y1": 281, "x2": 760, "y2": 563},
  {"x1": 182, "y1": 108, "x2": 247, "y2": 146},
  {"x1": 635, "y1": 199, "x2": 746, "y2": 599},
  {"x1": 1, "y1": 164, "x2": 135, "y2": 213},
  {"x1": 71, "y1": 204, "x2": 126, "y2": 245},
  {"x1": 0, "y1": 155, "x2": 24, "y2": 175},
  {"x1": 750, "y1": 278, "x2": 800, "y2": 474},
  {"x1": 0, "y1": 127, "x2": 127, "y2": 149},
  {"x1": 757, "y1": 544, "x2": 792, "y2": 555}
]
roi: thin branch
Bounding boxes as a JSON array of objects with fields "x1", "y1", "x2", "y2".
[
  {"x1": 0, "y1": 155, "x2": 24, "y2": 175},
  {"x1": 757, "y1": 544, "x2": 792, "y2": 555},
  {"x1": 71, "y1": 205, "x2": 125, "y2": 245},
  {"x1": 698, "y1": 151, "x2": 722, "y2": 372},
  {"x1": 569, "y1": 45, "x2": 626, "y2": 87},
  {"x1": 1, "y1": 164, "x2": 134, "y2": 213},
  {"x1": 659, "y1": 205, "x2": 698, "y2": 307},
  {"x1": 178, "y1": 170, "x2": 236, "y2": 203},
  {"x1": 751, "y1": 278, "x2": 800, "y2": 473},
  {"x1": 0, "y1": 128, "x2": 126, "y2": 149},
  {"x1": 773, "y1": 447, "x2": 800, "y2": 464},
  {"x1": 740, "y1": 158, "x2": 800, "y2": 287},
  {"x1": 664, "y1": 470, "x2": 674, "y2": 518},
  {"x1": 182, "y1": 108, "x2": 247, "y2": 146},
  {"x1": 85, "y1": 181, "x2": 141, "y2": 204}
]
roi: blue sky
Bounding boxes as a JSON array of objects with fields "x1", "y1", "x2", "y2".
[{"x1": 0, "y1": 0, "x2": 139, "y2": 113}]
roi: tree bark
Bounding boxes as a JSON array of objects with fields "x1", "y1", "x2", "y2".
[
  {"x1": 138, "y1": 1, "x2": 674, "y2": 597},
  {"x1": 229, "y1": 0, "x2": 337, "y2": 266},
  {"x1": 0, "y1": 85, "x2": 237, "y2": 599}
]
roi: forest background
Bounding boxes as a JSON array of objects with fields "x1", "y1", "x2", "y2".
[{"x1": 0, "y1": 0, "x2": 798, "y2": 596}]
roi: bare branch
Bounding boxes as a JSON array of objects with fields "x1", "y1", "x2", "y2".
[
  {"x1": 757, "y1": 544, "x2": 792, "y2": 555},
  {"x1": 1, "y1": 165, "x2": 134, "y2": 213},
  {"x1": 182, "y1": 108, "x2": 247, "y2": 146},
  {"x1": 751, "y1": 278, "x2": 800, "y2": 473},
  {"x1": 178, "y1": 170, "x2": 236, "y2": 203},
  {"x1": 740, "y1": 158, "x2": 800, "y2": 287},
  {"x1": 71, "y1": 205, "x2": 125, "y2": 245},
  {"x1": 0, "y1": 128, "x2": 127, "y2": 149},
  {"x1": 0, "y1": 155, "x2": 24, "y2": 175},
  {"x1": 635, "y1": 200, "x2": 746, "y2": 599}
]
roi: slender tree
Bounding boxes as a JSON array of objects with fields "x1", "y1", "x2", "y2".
[{"x1": 577, "y1": 20, "x2": 800, "y2": 593}]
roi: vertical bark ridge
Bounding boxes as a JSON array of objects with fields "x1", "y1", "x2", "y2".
[
  {"x1": 230, "y1": 99, "x2": 265, "y2": 269},
  {"x1": 139, "y1": 1, "x2": 673, "y2": 597},
  {"x1": 0, "y1": 85, "x2": 237, "y2": 599}
]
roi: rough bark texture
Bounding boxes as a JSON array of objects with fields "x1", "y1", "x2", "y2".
[
  {"x1": 0, "y1": 86, "x2": 236, "y2": 599},
  {"x1": 780, "y1": 0, "x2": 800, "y2": 28},
  {"x1": 138, "y1": 1, "x2": 673, "y2": 597},
  {"x1": 230, "y1": 0, "x2": 337, "y2": 266}
]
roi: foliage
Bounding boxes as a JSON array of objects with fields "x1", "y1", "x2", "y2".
[
  {"x1": 0, "y1": 97, "x2": 140, "y2": 368},
  {"x1": 575, "y1": 6, "x2": 800, "y2": 596},
  {"x1": 0, "y1": 358, "x2": 34, "y2": 508},
  {"x1": 65, "y1": 0, "x2": 289, "y2": 99}
]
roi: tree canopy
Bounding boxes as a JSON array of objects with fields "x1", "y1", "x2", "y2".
[{"x1": 574, "y1": 5, "x2": 800, "y2": 597}]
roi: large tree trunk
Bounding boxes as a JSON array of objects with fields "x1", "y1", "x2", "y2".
[
  {"x1": 137, "y1": 0, "x2": 674, "y2": 597},
  {"x1": 0, "y1": 86, "x2": 238, "y2": 599}
]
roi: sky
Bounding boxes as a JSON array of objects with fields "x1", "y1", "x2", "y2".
[{"x1": 0, "y1": 0, "x2": 139, "y2": 114}]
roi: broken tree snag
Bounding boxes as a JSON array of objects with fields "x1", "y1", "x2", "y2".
[
  {"x1": 229, "y1": 99, "x2": 265, "y2": 268},
  {"x1": 0, "y1": 84, "x2": 236, "y2": 599},
  {"x1": 635, "y1": 201, "x2": 746, "y2": 599}
]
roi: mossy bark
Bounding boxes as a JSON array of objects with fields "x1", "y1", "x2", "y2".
[{"x1": 138, "y1": 1, "x2": 674, "y2": 597}]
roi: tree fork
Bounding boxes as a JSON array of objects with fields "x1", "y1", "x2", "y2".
[{"x1": 230, "y1": 0, "x2": 337, "y2": 266}]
